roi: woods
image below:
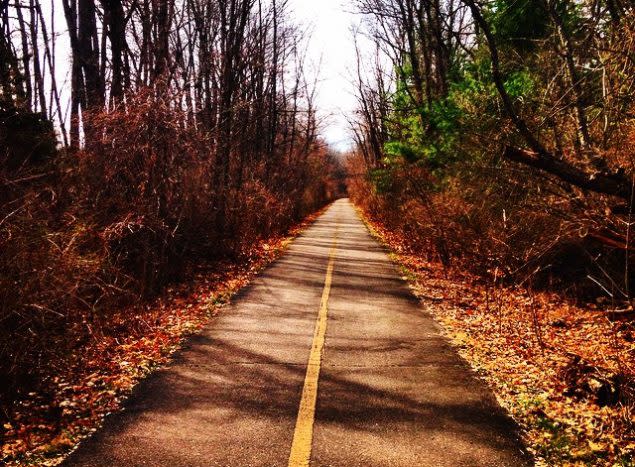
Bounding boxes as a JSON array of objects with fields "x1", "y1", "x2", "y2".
[
  {"x1": 350, "y1": 0, "x2": 635, "y2": 296},
  {"x1": 3, "y1": 0, "x2": 635, "y2": 465},
  {"x1": 1, "y1": 0, "x2": 338, "y2": 430},
  {"x1": 349, "y1": 0, "x2": 635, "y2": 463}
]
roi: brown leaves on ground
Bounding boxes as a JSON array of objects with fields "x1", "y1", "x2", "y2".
[
  {"x1": 0, "y1": 207, "x2": 326, "y2": 466},
  {"x1": 359, "y1": 209, "x2": 635, "y2": 467}
]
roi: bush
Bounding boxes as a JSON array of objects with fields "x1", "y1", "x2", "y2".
[
  {"x1": 0, "y1": 88, "x2": 336, "y2": 405},
  {"x1": 347, "y1": 151, "x2": 615, "y2": 294}
]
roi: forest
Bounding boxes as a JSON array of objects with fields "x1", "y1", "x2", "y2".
[
  {"x1": 1, "y1": 0, "x2": 339, "y2": 461},
  {"x1": 1, "y1": 0, "x2": 635, "y2": 465},
  {"x1": 351, "y1": 0, "x2": 635, "y2": 292},
  {"x1": 348, "y1": 0, "x2": 635, "y2": 464}
]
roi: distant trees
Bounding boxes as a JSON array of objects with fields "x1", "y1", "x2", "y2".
[{"x1": 350, "y1": 0, "x2": 635, "y2": 296}]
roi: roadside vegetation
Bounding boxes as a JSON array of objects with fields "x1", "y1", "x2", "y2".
[
  {"x1": 1, "y1": 1, "x2": 341, "y2": 461},
  {"x1": 361, "y1": 211, "x2": 634, "y2": 466},
  {"x1": 349, "y1": 0, "x2": 635, "y2": 464},
  {"x1": 4, "y1": 0, "x2": 635, "y2": 465},
  {"x1": 1, "y1": 210, "x2": 326, "y2": 466}
]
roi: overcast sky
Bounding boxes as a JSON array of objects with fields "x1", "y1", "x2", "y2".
[{"x1": 287, "y1": 0, "x2": 362, "y2": 151}]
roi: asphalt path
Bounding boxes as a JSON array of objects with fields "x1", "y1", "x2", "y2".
[{"x1": 65, "y1": 198, "x2": 530, "y2": 466}]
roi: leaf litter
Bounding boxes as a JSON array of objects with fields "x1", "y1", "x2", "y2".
[
  {"x1": 359, "y1": 208, "x2": 635, "y2": 467},
  {"x1": 1, "y1": 208, "x2": 327, "y2": 466}
]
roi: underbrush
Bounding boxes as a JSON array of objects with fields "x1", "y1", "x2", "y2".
[
  {"x1": 0, "y1": 207, "x2": 326, "y2": 466},
  {"x1": 0, "y1": 90, "x2": 337, "y2": 418},
  {"x1": 348, "y1": 153, "x2": 632, "y2": 301},
  {"x1": 357, "y1": 205, "x2": 635, "y2": 466}
]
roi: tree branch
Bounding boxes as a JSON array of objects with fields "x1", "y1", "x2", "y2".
[
  {"x1": 503, "y1": 146, "x2": 630, "y2": 199},
  {"x1": 462, "y1": 0, "x2": 632, "y2": 201}
]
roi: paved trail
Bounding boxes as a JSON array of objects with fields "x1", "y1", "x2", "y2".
[{"x1": 65, "y1": 199, "x2": 529, "y2": 467}]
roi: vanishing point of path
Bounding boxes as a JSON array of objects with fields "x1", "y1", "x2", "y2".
[{"x1": 65, "y1": 199, "x2": 529, "y2": 467}]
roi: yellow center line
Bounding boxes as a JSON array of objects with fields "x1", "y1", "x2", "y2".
[{"x1": 288, "y1": 228, "x2": 338, "y2": 467}]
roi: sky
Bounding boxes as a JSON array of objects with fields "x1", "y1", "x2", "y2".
[{"x1": 287, "y1": 0, "x2": 363, "y2": 151}]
